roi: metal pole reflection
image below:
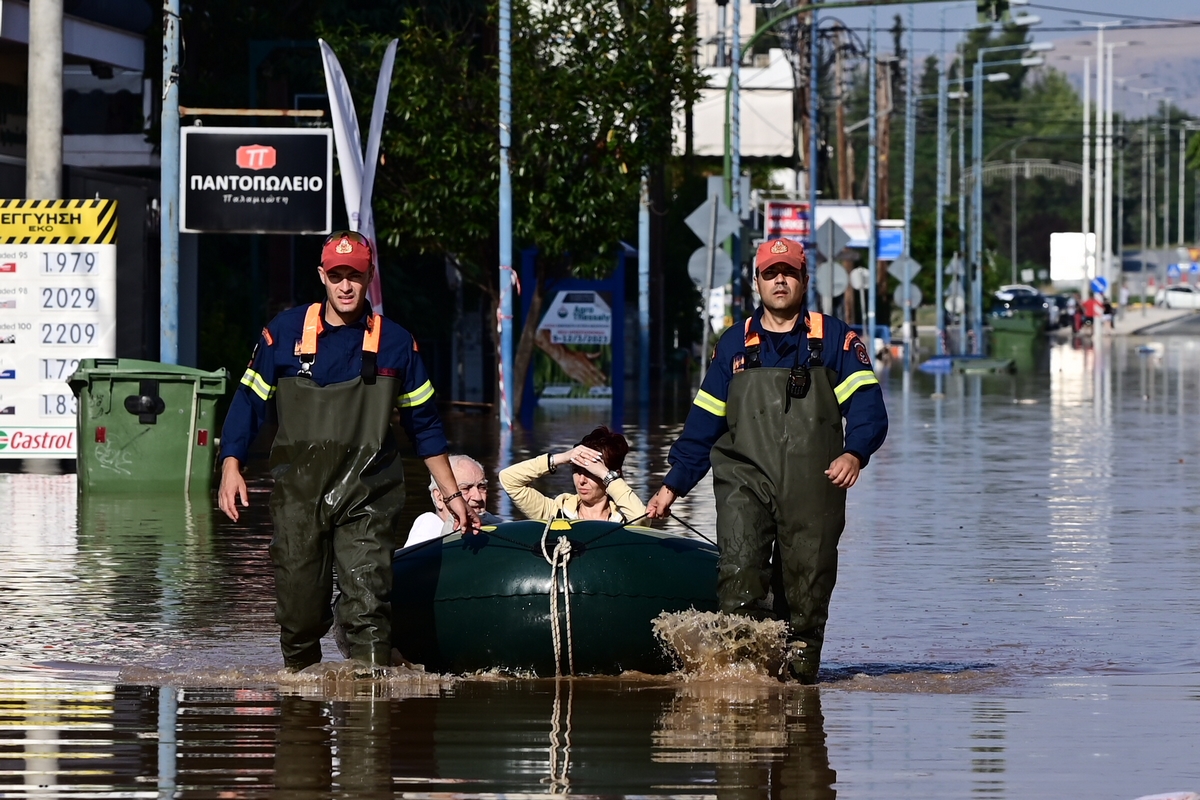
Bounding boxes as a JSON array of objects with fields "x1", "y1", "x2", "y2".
[{"x1": 157, "y1": 686, "x2": 177, "y2": 800}]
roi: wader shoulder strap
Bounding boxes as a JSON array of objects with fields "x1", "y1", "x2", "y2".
[
  {"x1": 743, "y1": 317, "x2": 762, "y2": 368},
  {"x1": 298, "y1": 303, "x2": 324, "y2": 374},
  {"x1": 805, "y1": 311, "x2": 824, "y2": 367},
  {"x1": 361, "y1": 314, "x2": 381, "y2": 383}
]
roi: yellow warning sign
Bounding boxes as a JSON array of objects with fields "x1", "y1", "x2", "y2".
[{"x1": 0, "y1": 199, "x2": 117, "y2": 244}]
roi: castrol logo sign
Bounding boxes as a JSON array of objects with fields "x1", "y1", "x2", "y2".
[
  {"x1": 0, "y1": 428, "x2": 74, "y2": 452},
  {"x1": 236, "y1": 144, "x2": 277, "y2": 171}
]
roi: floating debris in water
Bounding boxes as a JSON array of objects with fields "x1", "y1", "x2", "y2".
[{"x1": 652, "y1": 610, "x2": 803, "y2": 680}]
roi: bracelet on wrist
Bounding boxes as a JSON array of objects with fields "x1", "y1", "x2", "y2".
[
  {"x1": 547, "y1": 452, "x2": 557, "y2": 473},
  {"x1": 443, "y1": 490, "x2": 463, "y2": 504},
  {"x1": 602, "y1": 470, "x2": 620, "y2": 487}
]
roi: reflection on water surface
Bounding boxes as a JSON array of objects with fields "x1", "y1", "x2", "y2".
[{"x1": 3, "y1": 339, "x2": 1200, "y2": 798}]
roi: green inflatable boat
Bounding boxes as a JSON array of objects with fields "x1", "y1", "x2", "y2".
[{"x1": 391, "y1": 519, "x2": 719, "y2": 676}]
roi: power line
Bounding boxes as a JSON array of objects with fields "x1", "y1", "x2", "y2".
[{"x1": 1027, "y1": 3, "x2": 1200, "y2": 25}]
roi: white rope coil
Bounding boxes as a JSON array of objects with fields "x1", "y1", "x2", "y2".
[{"x1": 540, "y1": 520, "x2": 575, "y2": 677}]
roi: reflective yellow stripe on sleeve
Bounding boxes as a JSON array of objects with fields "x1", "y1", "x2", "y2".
[
  {"x1": 240, "y1": 368, "x2": 275, "y2": 401},
  {"x1": 692, "y1": 389, "x2": 727, "y2": 417},
  {"x1": 397, "y1": 379, "x2": 435, "y2": 408},
  {"x1": 834, "y1": 370, "x2": 880, "y2": 404}
]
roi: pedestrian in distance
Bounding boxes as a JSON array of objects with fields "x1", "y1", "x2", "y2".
[
  {"x1": 499, "y1": 426, "x2": 646, "y2": 523},
  {"x1": 645, "y1": 237, "x2": 888, "y2": 684},
  {"x1": 217, "y1": 230, "x2": 480, "y2": 674}
]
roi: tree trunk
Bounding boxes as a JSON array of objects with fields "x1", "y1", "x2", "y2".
[
  {"x1": 835, "y1": 29, "x2": 852, "y2": 200},
  {"x1": 511, "y1": 273, "x2": 544, "y2": 424}
]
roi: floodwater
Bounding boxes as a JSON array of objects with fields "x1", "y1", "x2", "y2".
[{"x1": 3, "y1": 333, "x2": 1200, "y2": 798}]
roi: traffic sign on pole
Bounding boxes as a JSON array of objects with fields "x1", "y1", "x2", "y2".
[
  {"x1": 894, "y1": 283, "x2": 923, "y2": 309},
  {"x1": 685, "y1": 196, "x2": 739, "y2": 244},
  {"x1": 688, "y1": 246, "x2": 732, "y2": 289},
  {"x1": 815, "y1": 218, "x2": 851, "y2": 262},
  {"x1": 816, "y1": 263, "x2": 849, "y2": 300},
  {"x1": 887, "y1": 256, "x2": 922, "y2": 281}
]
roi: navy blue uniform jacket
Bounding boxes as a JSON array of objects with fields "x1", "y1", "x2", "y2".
[
  {"x1": 219, "y1": 303, "x2": 448, "y2": 463},
  {"x1": 664, "y1": 306, "x2": 888, "y2": 496}
]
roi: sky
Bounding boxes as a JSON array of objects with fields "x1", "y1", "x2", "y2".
[{"x1": 823, "y1": 0, "x2": 1200, "y2": 116}]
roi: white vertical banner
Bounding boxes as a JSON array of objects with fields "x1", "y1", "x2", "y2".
[{"x1": 319, "y1": 38, "x2": 398, "y2": 316}]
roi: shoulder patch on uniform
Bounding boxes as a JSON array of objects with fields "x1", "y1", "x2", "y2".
[
  {"x1": 412, "y1": 338, "x2": 420, "y2": 353},
  {"x1": 731, "y1": 353, "x2": 745, "y2": 374},
  {"x1": 262, "y1": 327, "x2": 274, "y2": 346},
  {"x1": 844, "y1": 331, "x2": 857, "y2": 351},
  {"x1": 852, "y1": 337, "x2": 871, "y2": 366}
]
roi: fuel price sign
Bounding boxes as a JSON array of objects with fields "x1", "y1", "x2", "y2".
[{"x1": 0, "y1": 199, "x2": 117, "y2": 458}]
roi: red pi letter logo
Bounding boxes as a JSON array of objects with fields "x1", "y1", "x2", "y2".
[{"x1": 236, "y1": 144, "x2": 277, "y2": 170}]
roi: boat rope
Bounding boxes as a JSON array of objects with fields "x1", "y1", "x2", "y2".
[
  {"x1": 545, "y1": 677, "x2": 574, "y2": 793},
  {"x1": 667, "y1": 513, "x2": 719, "y2": 548},
  {"x1": 540, "y1": 518, "x2": 576, "y2": 677}
]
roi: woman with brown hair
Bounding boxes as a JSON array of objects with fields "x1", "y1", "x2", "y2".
[{"x1": 499, "y1": 426, "x2": 646, "y2": 523}]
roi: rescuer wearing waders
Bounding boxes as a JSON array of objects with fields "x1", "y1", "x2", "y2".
[
  {"x1": 646, "y1": 237, "x2": 887, "y2": 684},
  {"x1": 217, "y1": 231, "x2": 480, "y2": 674}
]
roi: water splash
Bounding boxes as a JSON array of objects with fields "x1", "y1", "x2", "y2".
[{"x1": 652, "y1": 610, "x2": 803, "y2": 680}]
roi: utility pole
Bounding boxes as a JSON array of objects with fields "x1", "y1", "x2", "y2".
[
  {"x1": 835, "y1": 27, "x2": 851, "y2": 200},
  {"x1": 27, "y1": 0, "x2": 63, "y2": 199},
  {"x1": 957, "y1": 44, "x2": 967, "y2": 354},
  {"x1": 730, "y1": 0, "x2": 741, "y2": 314},
  {"x1": 935, "y1": 50, "x2": 947, "y2": 355},
  {"x1": 1103, "y1": 43, "x2": 1114, "y2": 285},
  {"x1": 866, "y1": 10, "x2": 877, "y2": 346},
  {"x1": 901, "y1": 2, "x2": 914, "y2": 352},
  {"x1": 1082, "y1": 56, "x2": 1090, "y2": 297},
  {"x1": 498, "y1": 0, "x2": 514, "y2": 428},
  {"x1": 1092, "y1": 37, "x2": 1104, "y2": 288},
  {"x1": 1118, "y1": 119, "x2": 1125, "y2": 276},
  {"x1": 1178, "y1": 123, "x2": 1186, "y2": 246},
  {"x1": 808, "y1": 1, "x2": 820, "y2": 312},
  {"x1": 1150, "y1": 123, "x2": 1157, "y2": 253},
  {"x1": 1163, "y1": 112, "x2": 1171, "y2": 250},
  {"x1": 1010, "y1": 146, "x2": 1017, "y2": 283},
  {"x1": 160, "y1": 0, "x2": 181, "y2": 364}
]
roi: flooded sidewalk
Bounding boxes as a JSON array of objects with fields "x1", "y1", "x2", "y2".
[{"x1": 1, "y1": 338, "x2": 1199, "y2": 798}]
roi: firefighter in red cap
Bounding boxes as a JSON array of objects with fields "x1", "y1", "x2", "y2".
[
  {"x1": 218, "y1": 231, "x2": 480, "y2": 673},
  {"x1": 647, "y1": 236, "x2": 887, "y2": 684}
]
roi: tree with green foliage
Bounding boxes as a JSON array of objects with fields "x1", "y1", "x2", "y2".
[{"x1": 321, "y1": 0, "x2": 702, "y2": 414}]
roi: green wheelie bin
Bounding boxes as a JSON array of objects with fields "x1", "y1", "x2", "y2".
[{"x1": 68, "y1": 359, "x2": 228, "y2": 493}]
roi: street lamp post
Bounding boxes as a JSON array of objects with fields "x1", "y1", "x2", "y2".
[
  {"x1": 971, "y1": 41, "x2": 1049, "y2": 352},
  {"x1": 867, "y1": 10, "x2": 877, "y2": 347}
]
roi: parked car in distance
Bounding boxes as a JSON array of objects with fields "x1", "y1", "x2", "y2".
[
  {"x1": 995, "y1": 286, "x2": 1057, "y2": 328},
  {"x1": 990, "y1": 291, "x2": 1052, "y2": 334},
  {"x1": 1156, "y1": 285, "x2": 1200, "y2": 309}
]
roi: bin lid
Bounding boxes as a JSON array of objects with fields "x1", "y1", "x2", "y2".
[{"x1": 68, "y1": 359, "x2": 228, "y2": 396}]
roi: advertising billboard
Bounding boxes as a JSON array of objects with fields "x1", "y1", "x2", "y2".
[
  {"x1": 0, "y1": 199, "x2": 118, "y2": 458},
  {"x1": 181, "y1": 127, "x2": 333, "y2": 234}
]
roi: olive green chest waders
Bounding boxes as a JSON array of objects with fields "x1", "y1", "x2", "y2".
[
  {"x1": 268, "y1": 304, "x2": 406, "y2": 670},
  {"x1": 710, "y1": 313, "x2": 846, "y2": 683}
]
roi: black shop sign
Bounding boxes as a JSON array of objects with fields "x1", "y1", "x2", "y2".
[{"x1": 180, "y1": 127, "x2": 332, "y2": 234}]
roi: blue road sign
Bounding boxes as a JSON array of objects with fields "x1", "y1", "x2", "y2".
[
  {"x1": 1166, "y1": 263, "x2": 1182, "y2": 278},
  {"x1": 1090, "y1": 276, "x2": 1109, "y2": 294},
  {"x1": 877, "y1": 228, "x2": 904, "y2": 261}
]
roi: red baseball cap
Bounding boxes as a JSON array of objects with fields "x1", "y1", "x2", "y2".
[
  {"x1": 755, "y1": 237, "x2": 807, "y2": 273},
  {"x1": 320, "y1": 231, "x2": 373, "y2": 273}
]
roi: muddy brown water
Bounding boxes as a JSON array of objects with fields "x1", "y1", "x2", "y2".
[{"x1": 2, "y1": 338, "x2": 1200, "y2": 798}]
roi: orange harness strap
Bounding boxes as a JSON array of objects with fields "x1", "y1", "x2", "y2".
[
  {"x1": 362, "y1": 313, "x2": 382, "y2": 354},
  {"x1": 298, "y1": 304, "x2": 382, "y2": 380},
  {"x1": 743, "y1": 316, "x2": 761, "y2": 349},
  {"x1": 806, "y1": 311, "x2": 824, "y2": 340}
]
